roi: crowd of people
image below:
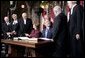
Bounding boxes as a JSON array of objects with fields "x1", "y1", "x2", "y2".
[{"x1": 1, "y1": 1, "x2": 84, "y2": 57}]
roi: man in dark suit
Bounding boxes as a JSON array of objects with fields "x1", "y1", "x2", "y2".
[
  {"x1": 1, "y1": 16, "x2": 12, "y2": 57},
  {"x1": 18, "y1": 13, "x2": 33, "y2": 56},
  {"x1": 67, "y1": 1, "x2": 83, "y2": 57},
  {"x1": 2, "y1": 16, "x2": 12, "y2": 39},
  {"x1": 41, "y1": 17, "x2": 53, "y2": 39},
  {"x1": 11, "y1": 14, "x2": 19, "y2": 37},
  {"x1": 52, "y1": 6, "x2": 67, "y2": 57},
  {"x1": 18, "y1": 12, "x2": 33, "y2": 36}
]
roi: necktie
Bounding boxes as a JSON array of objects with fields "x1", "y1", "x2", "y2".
[{"x1": 45, "y1": 29, "x2": 48, "y2": 38}]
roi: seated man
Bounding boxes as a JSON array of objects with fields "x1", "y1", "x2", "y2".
[
  {"x1": 41, "y1": 18, "x2": 53, "y2": 39},
  {"x1": 25, "y1": 24, "x2": 41, "y2": 38}
]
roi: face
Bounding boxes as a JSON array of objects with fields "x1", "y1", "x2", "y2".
[
  {"x1": 4, "y1": 17, "x2": 9, "y2": 22},
  {"x1": 67, "y1": 1, "x2": 73, "y2": 8},
  {"x1": 12, "y1": 14, "x2": 17, "y2": 20},
  {"x1": 22, "y1": 13, "x2": 27, "y2": 19}
]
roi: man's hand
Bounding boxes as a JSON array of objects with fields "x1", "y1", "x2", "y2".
[
  {"x1": 11, "y1": 31, "x2": 16, "y2": 35},
  {"x1": 76, "y1": 34, "x2": 80, "y2": 40},
  {"x1": 7, "y1": 32, "x2": 11, "y2": 35},
  {"x1": 25, "y1": 33, "x2": 30, "y2": 37}
]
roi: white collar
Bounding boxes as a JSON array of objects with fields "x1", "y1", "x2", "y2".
[
  {"x1": 71, "y1": 4, "x2": 77, "y2": 14},
  {"x1": 6, "y1": 22, "x2": 10, "y2": 25},
  {"x1": 23, "y1": 19, "x2": 26, "y2": 24},
  {"x1": 13, "y1": 20, "x2": 18, "y2": 24}
]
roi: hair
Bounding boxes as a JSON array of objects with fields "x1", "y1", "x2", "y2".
[
  {"x1": 4, "y1": 16, "x2": 9, "y2": 23},
  {"x1": 34, "y1": 24, "x2": 40, "y2": 30},
  {"x1": 53, "y1": 6, "x2": 61, "y2": 12},
  {"x1": 12, "y1": 14, "x2": 17, "y2": 17},
  {"x1": 72, "y1": 1, "x2": 77, "y2": 4},
  {"x1": 22, "y1": 12, "x2": 27, "y2": 16},
  {"x1": 4, "y1": 16, "x2": 9, "y2": 20},
  {"x1": 67, "y1": 1, "x2": 77, "y2": 4},
  {"x1": 53, "y1": 5, "x2": 62, "y2": 16}
]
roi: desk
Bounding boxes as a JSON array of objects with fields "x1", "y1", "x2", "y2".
[{"x1": 1, "y1": 39, "x2": 54, "y2": 57}]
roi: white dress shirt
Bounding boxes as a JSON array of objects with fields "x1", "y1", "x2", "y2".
[
  {"x1": 6, "y1": 22, "x2": 10, "y2": 25},
  {"x1": 23, "y1": 19, "x2": 26, "y2": 24},
  {"x1": 45, "y1": 27, "x2": 50, "y2": 38},
  {"x1": 67, "y1": 12, "x2": 70, "y2": 22},
  {"x1": 67, "y1": 4, "x2": 77, "y2": 22},
  {"x1": 13, "y1": 20, "x2": 18, "y2": 25}
]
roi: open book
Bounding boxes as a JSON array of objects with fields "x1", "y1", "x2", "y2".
[
  {"x1": 13, "y1": 37, "x2": 38, "y2": 43},
  {"x1": 13, "y1": 37, "x2": 53, "y2": 42},
  {"x1": 13, "y1": 37, "x2": 38, "y2": 41}
]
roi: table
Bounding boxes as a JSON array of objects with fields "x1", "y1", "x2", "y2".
[{"x1": 1, "y1": 39, "x2": 54, "y2": 57}]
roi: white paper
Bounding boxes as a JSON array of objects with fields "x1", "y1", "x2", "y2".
[
  {"x1": 18, "y1": 37, "x2": 29, "y2": 40},
  {"x1": 13, "y1": 37, "x2": 18, "y2": 40},
  {"x1": 29, "y1": 38, "x2": 38, "y2": 41},
  {"x1": 39, "y1": 38, "x2": 53, "y2": 41}
]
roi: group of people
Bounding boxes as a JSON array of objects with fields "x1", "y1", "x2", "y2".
[
  {"x1": 2, "y1": 12, "x2": 53, "y2": 39},
  {"x1": 52, "y1": 1, "x2": 84, "y2": 57},
  {"x1": 1, "y1": 1, "x2": 84, "y2": 57}
]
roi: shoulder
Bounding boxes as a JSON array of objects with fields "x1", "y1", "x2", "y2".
[
  {"x1": 27, "y1": 18, "x2": 32, "y2": 22},
  {"x1": 10, "y1": 21, "x2": 13, "y2": 24},
  {"x1": 74, "y1": 5, "x2": 83, "y2": 11},
  {"x1": 19, "y1": 18, "x2": 23, "y2": 21},
  {"x1": 18, "y1": 18, "x2": 23, "y2": 23},
  {"x1": 2, "y1": 23, "x2": 5, "y2": 25}
]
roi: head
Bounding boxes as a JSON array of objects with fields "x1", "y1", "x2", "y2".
[
  {"x1": 12, "y1": 14, "x2": 17, "y2": 20},
  {"x1": 22, "y1": 12, "x2": 27, "y2": 19},
  {"x1": 67, "y1": 1, "x2": 77, "y2": 9},
  {"x1": 44, "y1": 19, "x2": 51, "y2": 27},
  {"x1": 4, "y1": 16, "x2": 9, "y2": 22},
  {"x1": 44, "y1": 15, "x2": 48, "y2": 20},
  {"x1": 33, "y1": 24, "x2": 39, "y2": 30},
  {"x1": 53, "y1": 6, "x2": 62, "y2": 16}
]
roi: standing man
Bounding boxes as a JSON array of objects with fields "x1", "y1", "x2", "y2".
[
  {"x1": 11, "y1": 14, "x2": 19, "y2": 37},
  {"x1": 2, "y1": 16, "x2": 12, "y2": 39},
  {"x1": 18, "y1": 12, "x2": 33, "y2": 56},
  {"x1": 18, "y1": 12, "x2": 33, "y2": 36},
  {"x1": 52, "y1": 6, "x2": 67, "y2": 57},
  {"x1": 67, "y1": 1, "x2": 83, "y2": 57},
  {"x1": 1, "y1": 16, "x2": 12, "y2": 57}
]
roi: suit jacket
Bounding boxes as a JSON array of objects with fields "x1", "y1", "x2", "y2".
[
  {"x1": 42, "y1": 27, "x2": 53, "y2": 39},
  {"x1": 2, "y1": 22, "x2": 12, "y2": 39},
  {"x1": 11, "y1": 20, "x2": 19, "y2": 37},
  {"x1": 52, "y1": 13, "x2": 67, "y2": 57},
  {"x1": 69, "y1": 5, "x2": 83, "y2": 38},
  {"x1": 68, "y1": 5, "x2": 83, "y2": 57},
  {"x1": 18, "y1": 18, "x2": 33, "y2": 36}
]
